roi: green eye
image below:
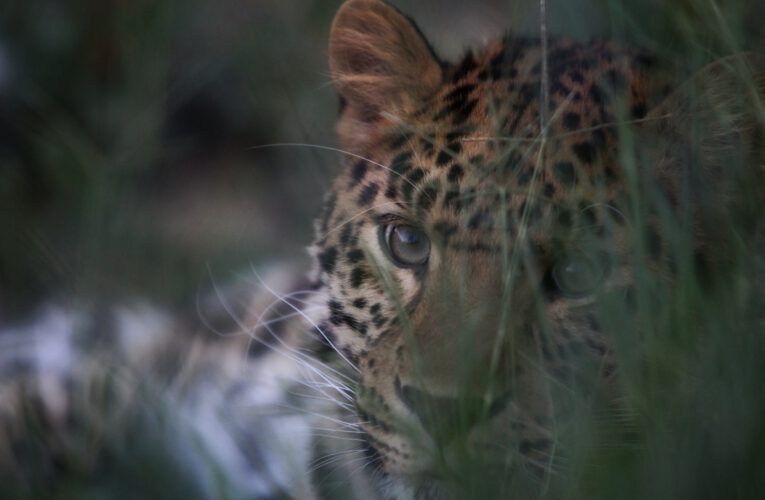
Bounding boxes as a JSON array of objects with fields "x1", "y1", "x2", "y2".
[
  {"x1": 551, "y1": 252, "x2": 607, "y2": 298},
  {"x1": 383, "y1": 224, "x2": 431, "y2": 267}
]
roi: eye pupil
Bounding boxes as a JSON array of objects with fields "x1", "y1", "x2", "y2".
[
  {"x1": 396, "y1": 227, "x2": 420, "y2": 245},
  {"x1": 383, "y1": 224, "x2": 431, "y2": 267},
  {"x1": 552, "y1": 253, "x2": 605, "y2": 297}
]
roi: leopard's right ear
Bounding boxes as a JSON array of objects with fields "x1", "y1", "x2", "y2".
[
  {"x1": 636, "y1": 54, "x2": 765, "y2": 259},
  {"x1": 329, "y1": 0, "x2": 443, "y2": 149},
  {"x1": 641, "y1": 54, "x2": 765, "y2": 195}
]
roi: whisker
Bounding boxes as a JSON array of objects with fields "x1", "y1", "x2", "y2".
[
  {"x1": 309, "y1": 448, "x2": 365, "y2": 473},
  {"x1": 202, "y1": 268, "x2": 357, "y2": 396},
  {"x1": 275, "y1": 402, "x2": 366, "y2": 430},
  {"x1": 248, "y1": 265, "x2": 360, "y2": 372}
]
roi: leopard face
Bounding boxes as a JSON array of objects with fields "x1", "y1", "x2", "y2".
[{"x1": 309, "y1": 0, "x2": 763, "y2": 496}]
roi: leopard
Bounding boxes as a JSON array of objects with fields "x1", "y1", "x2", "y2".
[
  {"x1": 304, "y1": 0, "x2": 765, "y2": 498},
  {"x1": 1, "y1": 1, "x2": 763, "y2": 499}
]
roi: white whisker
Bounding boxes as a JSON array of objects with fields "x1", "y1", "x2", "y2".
[{"x1": 248, "y1": 265, "x2": 360, "y2": 373}]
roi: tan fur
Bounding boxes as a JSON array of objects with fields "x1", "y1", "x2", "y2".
[{"x1": 330, "y1": 0, "x2": 443, "y2": 151}]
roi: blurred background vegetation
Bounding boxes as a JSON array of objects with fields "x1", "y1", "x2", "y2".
[
  {"x1": 0, "y1": 0, "x2": 347, "y2": 320},
  {"x1": 1, "y1": 0, "x2": 763, "y2": 321}
]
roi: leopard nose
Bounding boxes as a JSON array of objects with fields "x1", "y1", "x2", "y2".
[{"x1": 397, "y1": 380, "x2": 510, "y2": 441}]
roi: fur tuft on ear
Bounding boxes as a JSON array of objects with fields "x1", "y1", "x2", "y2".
[{"x1": 329, "y1": 0, "x2": 443, "y2": 149}]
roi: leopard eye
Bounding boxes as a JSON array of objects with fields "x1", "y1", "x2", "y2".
[
  {"x1": 551, "y1": 252, "x2": 608, "y2": 298},
  {"x1": 382, "y1": 224, "x2": 431, "y2": 267}
]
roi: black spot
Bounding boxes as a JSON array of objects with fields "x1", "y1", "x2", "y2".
[
  {"x1": 518, "y1": 82, "x2": 541, "y2": 102},
  {"x1": 445, "y1": 83, "x2": 476, "y2": 103},
  {"x1": 453, "y1": 55, "x2": 478, "y2": 81},
  {"x1": 330, "y1": 304, "x2": 364, "y2": 334},
  {"x1": 436, "y1": 150, "x2": 452, "y2": 167},
  {"x1": 454, "y1": 99, "x2": 478, "y2": 124},
  {"x1": 343, "y1": 314, "x2": 367, "y2": 335},
  {"x1": 631, "y1": 103, "x2": 647, "y2": 119},
  {"x1": 402, "y1": 169, "x2": 426, "y2": 201},
  {"x1": 543, "y1": 183, "x2": 556, "y2": 198},
  {"x1": 553, "y1": 161, "x2": 576, "y2": 186},
  {"x1": 488, "y1": 52, "x2": 505, "y2": 80},
  {"x1": 340, "y1": 224, "x2": 354, "y2": 246},
  {"x1": 358, "y1": 183, "x2": 380, "y2": 206},
  {"x1": 389, "y1": 132, "x2": 412, "y2": 150},
  {"x1": 549, "y1": 76, "x2": 569, "y2": 95},
  {"x1": 433, "y1": 221, "x2": 458, "y2": 242},
  {"x1": 390, "y1": 151, "x2": 412, "y2": 180},
  {"x1": 448, "y1": 142, "x2": 463, "y2": 155},
  {"x1": 589, "y1": 84, "x2": 605, "y2": 104},
  {"x1": 562, "y1": 112, "x2": 581, "y2": 130},
  {"x1": 347, "y1": 249, "x2": 364, "y2": 264},
  {"x1": 319, "y1": 247, "x2": 338, "y2": 274},
  {"x1": 573, "y1": 142, "x2": 596, "y2": 164},
  {"x1": 351, "y1": 267, "x2": 368, "y2": 288},
  {"x1": 328, "y1": 300, "x2": 343, "y2": 315},
  {"x1": 372, "y1": 313, "x2": 387, "y2": 328},
  {"x1": 570, "y1": 71, "x2": 584, "y2": 83},
  {"x1": 350, "y1": 161, "x2": 368, "y2": 186},
  {"x1": 370, "y1": 303, "x2": 381, "y2": 314},
  {"x1": 436, "y1": 142, "x2": 462, "y2": 167},
  {"x1": 417, "y1": 187, "x2": 438, "y2": 212},
  {"x1": 517, "y1": 167, "x2": 533, "y2": 186},
  {"x1": 468, "y1": 211, "x2": 494, "y2": 230},
  {"x1": 353, "y1": 298, "x2": 368, "y2": 309},
  {"x1": 448, "y1": 164, "x2": 464, "y2": 183},
  {"x1": 385, "y1": 184, "x2": 397, "y2": 199},
  {"x1": 443, "y1": 189, "x2": 462, "y2": 211}
]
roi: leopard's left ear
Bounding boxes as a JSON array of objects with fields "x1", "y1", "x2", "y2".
[{"x1": 329, "y1": 0, "x2": 443, "y2": 150}]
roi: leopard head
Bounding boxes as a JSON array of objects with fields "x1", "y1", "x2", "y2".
[{"x1": 310, "y1": 0, "x2": 765, "y2": 496}]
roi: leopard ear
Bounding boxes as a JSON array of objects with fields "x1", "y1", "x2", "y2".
[
  {"x1": 329, "y1": 0, "x2": 443, "y2": 148},
  {"x1": 638, "y1": 55, "x2": 765, "y2": 252},
  {"x1": 643, "y1": 54, "x2": 765, "y2": 176}
]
